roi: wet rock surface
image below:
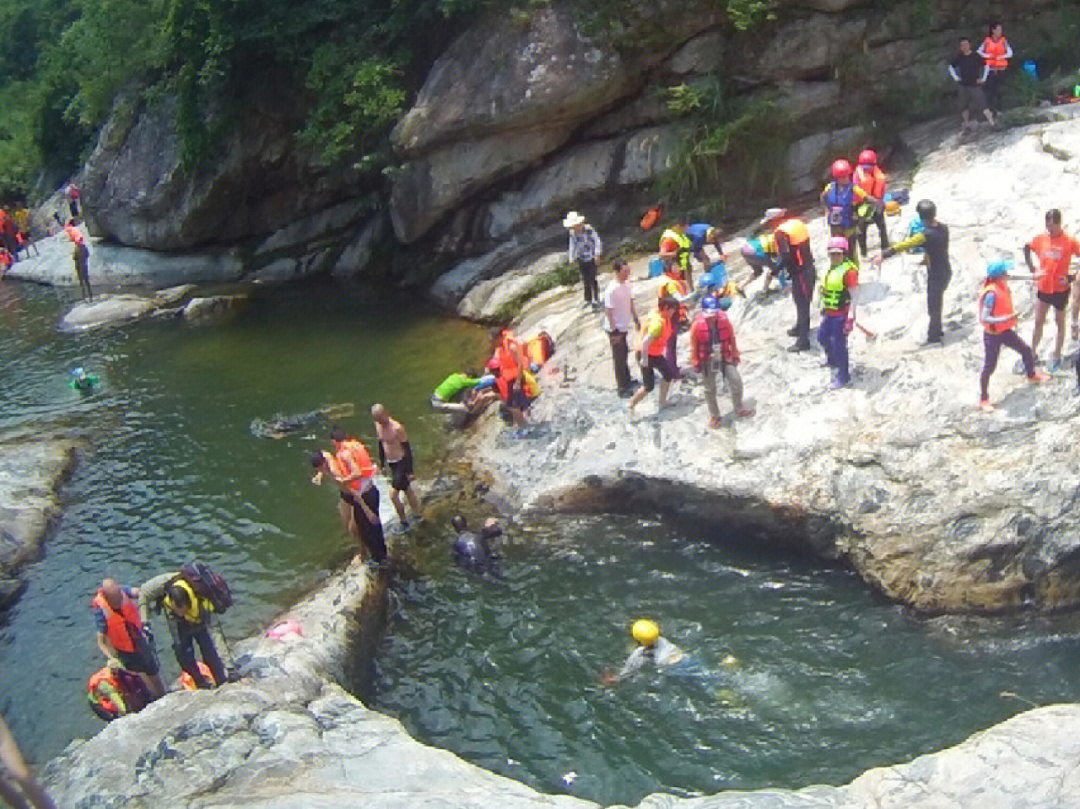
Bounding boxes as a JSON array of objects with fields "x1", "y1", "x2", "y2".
[
  {"x1": 472, "y1": 109, "x2": 1080, "y2": 614},
  {"x1": 0, "y1": 433, "x2": 78, "y2": 608}
]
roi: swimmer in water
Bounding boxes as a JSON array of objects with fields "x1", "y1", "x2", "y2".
[
  {"x1": 69, "y1": 367, "x2": 99, "y2": 395},
  {"x1": 450, "y1": 514, "x2": 502, "y2": 577},
  {"x1": 250, "y1": 403, "x2": 354, "y2": 439},
  {"x1": 601, "y1": 619, "x2": 686, "y2": 685}
]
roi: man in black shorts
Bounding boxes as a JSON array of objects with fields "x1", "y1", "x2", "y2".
[
  {"x1": 1026, "y1": 209, "x2": 1080, "y2": 372},
  {"x1": 92, "y1": 578, "x2": 165, "y2": 698},
  {"x1": 628, "y1": 297, "x2": 678, "y2": 416},
  {"x1": 372, "y1": 403, "x2": 422, "y2": 532}
]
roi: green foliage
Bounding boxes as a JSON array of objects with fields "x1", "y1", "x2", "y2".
[
  {"x1": 657, "y1": 78, "x2": 788, "y2": 211},
  {"x1": 489, "y1": 261, "x2": 579, "y2": 324}
]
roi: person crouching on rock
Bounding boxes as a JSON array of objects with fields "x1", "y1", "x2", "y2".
[
  {"x1": 63, "y1": 218, "x2": 92, "y2": 301},
  {"x1": 977, "y1": 260, "x2": 1050, "y2": 412},
  {"x1": 138, "y1": 572, "x2": 234, "y2": 689},
  {"x1": 629, "y1": 297, "x2": 679, "y2": 416},
  {"x1": 818, "y1": 237, "x2": 860, "y2": 390},
  {"x1": 91, "y1": 578, "x2": 166, "y2": 699},
  {"x1": 690, "y1": 294, "x2": 754, "y2": 429},
  {"x1": 450, "y1": 514, "x2": 503, "y2": 577}
]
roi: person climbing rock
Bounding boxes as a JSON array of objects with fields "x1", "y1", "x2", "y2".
[
  {"x1": 818, "y1": 237, "x2": 860, "y2": 390},
  {"x1": 601, "y1": 619, "x2": 686, "y2": 685},
  {"x1": 372, "y1": 403, "x2": 422, "y2": 532},
  {"x1": 690, "y1": 294, "x2": 754, "y2": 429},
  {"x1": 64, "y1": 218, "x2": 92, "y2": 301},
  {"x1": 450, "y1": 514, "x2": 503, "y2": 577},
  {"x1": 0, "y1": 715, "x2": 57, "y2": 809},
  {"x1": 977, "y1": 260, "x2": 1051, "y2": 412},
  {"x1": 762, "y1": 208, "x2": 815, "y2": 351},
  {"x1": 949, "y1": 37, "x2": 994, "y2": 133},
  {"x1": 686, "y1": 222, "x2": 724, "y2": 276},
  {"x1": 821, "y1": 160, "x2": 878, "y2": 265},
  {"x1": 311, "y1": 439, "x2": 386, "y2": 564},
  {"x1": 628, "y1": 297, "x2": 678, "y2": 416},
  {"x1": 430, "y1": 370, "x2": 497, "y2": 424},
  {"x1": 978, "y1": 21, "x2": 1012, "y2": 119},
  {"x1": 603, "y1": 260, "x2": 641, "y2": 398},
  {"x1": 564, "y1": 211, "x2": 602, "y2": 309},
  {"x1": 853, "y1": 150, "x2": 889, "y2": 255},
  {"x1": 1025, "y1": 209, "x2": 1080, "y2": 373},
  {"x1": 873, "y1": 199, "x2": 951, "y2": 345},
  {"x1": 740, "y1": 231, "x2": 783, "y2": 294},
  {"x1": 91, "y1": 578, "x2": 166, "y2": 699},
  {"x1": 659, "y1": 218, "x2": 694, "y2": 288},
  {"x1": 138, "y1": 568, "x2": 235, "y2": 690}
]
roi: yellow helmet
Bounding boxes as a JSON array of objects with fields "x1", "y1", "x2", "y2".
[{"x1": 631, "y1": 619, "x2": 660, "y2": 647}]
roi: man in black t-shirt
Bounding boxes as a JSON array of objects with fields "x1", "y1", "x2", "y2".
[{"x1": 948, "y1": 38, "x2": 994, "y2": 132}]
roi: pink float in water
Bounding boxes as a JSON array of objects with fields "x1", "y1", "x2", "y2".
[{"x1": 266, "y1": 619, "x2": 304, "y2": 640}]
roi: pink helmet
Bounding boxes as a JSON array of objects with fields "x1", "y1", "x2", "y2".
[
  {"x1": 827, "y1": 236, "x2": 849, "y2": 253},
  {"x1": 831, "y1": 159, "x2": 852, "y2": 179},
  {"x1": 858, "y1": 149, "x2": 877, "y2": 166}
]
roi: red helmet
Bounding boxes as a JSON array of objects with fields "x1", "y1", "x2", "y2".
[
  {"x1": 858, "y1": 149, "x2": 877, "y2": 166},
  {"x1": 831, "y1": 159, "x2": 852, "y2": 179}
]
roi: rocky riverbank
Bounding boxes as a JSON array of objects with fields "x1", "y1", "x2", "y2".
[
  {"x1": 468, "y1": 107, "x2": 1080, "y2": 614},
  {"x1": 0, "y1": 432, "x2": 78, "y2": 607}
]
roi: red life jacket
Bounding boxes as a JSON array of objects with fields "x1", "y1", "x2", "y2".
[
  {"x1": 92, "y1": 590, "x2": 143, "y2": 654},
  {"x1": 981, "y1": 36, "x2": 1009, "y2": 70},
  {"x1": 333, "y1": 440, "x2": 375, "y2": 491},
  {"x1": 854, "y1": 165, "x2": 886, "y2": 199},
  {"x1": 979, "y1": 278, "x2": 1018, "y2": 334},
  {"x1": 494, "y1": 332, "x2": 522, "y2": 400},
  {"x1": 690, "y1": 312, "x2": 739, "y2": 369}
]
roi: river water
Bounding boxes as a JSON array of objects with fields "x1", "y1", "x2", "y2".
[
  {"x1": 373, "y1": 513, "x2": 1080, "y2": 806},
  {"x1": 0, "y1": 279, "x2": 488, "y2": 763}
]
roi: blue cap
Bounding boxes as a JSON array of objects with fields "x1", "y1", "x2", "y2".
[
  {"x1": 986, "y1": 260, "x2": 1011, "y2": 278},
  {"x1": 701, "y1": 295, "x2": 721, "y2": 313}
]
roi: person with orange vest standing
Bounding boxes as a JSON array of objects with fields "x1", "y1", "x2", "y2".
[
  {"x1": 64, "y1": 218, "x2": 92, "y2": 300},
  {"x1": 853, "y1": 150, "x2": 889, "y2": 256},
  {"x1": 313, "y1": 428, "x2": 385, "y2": 563},
  {"x1": 977, "y1": 21, "x2": 1012, "y2": 119},
  {"x1": 762, "y1": 208, "x2": 816, "y2": 351},
  {"x1": 628, "y1": 297, "x2": 679, "y2": 415},
  {"x1": 91, "y1": 578, "x2": 166, "y2": 698},
  {"x1": 1024, "y1": 209, "x2": 1080, "y2": 373},
  {"x1": 978, "y1": 261, "x2": 1050, "y2": 412},
  {"x1": 656, "y1": 264, "x2": 693, "y2": 378}
]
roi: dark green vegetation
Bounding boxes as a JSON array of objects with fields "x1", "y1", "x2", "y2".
[{"x1": 0, "y1": 0, "x2": 776, "y2": 201}]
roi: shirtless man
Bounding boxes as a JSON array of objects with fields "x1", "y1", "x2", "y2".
[{"x1": 371, "y1": 404, "x2": 421, "y2": 530}]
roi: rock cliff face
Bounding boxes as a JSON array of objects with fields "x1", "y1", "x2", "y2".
[
  {"x1": 64, "y1": 0, "x2": 1067, "y2": 295},
  {"x1": 470, "y1": 107, "x2": 1080, "y2": 614}
]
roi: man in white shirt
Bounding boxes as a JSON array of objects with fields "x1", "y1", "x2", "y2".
[{"x1": 603, "y1": 259, "x2": 641, "y2": 397}]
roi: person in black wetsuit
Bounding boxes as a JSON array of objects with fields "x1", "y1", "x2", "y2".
[
  {"x1": 450, "y1": 515, "x2": 502, "y2": 577},
  {"x1": 872, "y1": 199, "x2": 951, "y2": 345}
]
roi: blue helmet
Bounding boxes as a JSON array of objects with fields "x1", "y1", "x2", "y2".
[
  {"x1": 986, "y1": 260, "x2": 1011, "y2": 278},
  {"x1": 701, "y1": 295, "x2": 721, "y2": 313}
]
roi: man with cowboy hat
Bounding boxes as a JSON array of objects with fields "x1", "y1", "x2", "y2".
[{"x1": 564, "y1": 211, "x2": 603, "y2": 310}]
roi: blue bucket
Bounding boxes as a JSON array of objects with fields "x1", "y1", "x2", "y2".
[
  {"x1": 1023, "y1": 60, "x2": 1038, "y2": 80},
  {"x1": 648, "y1": 257, "x2": 664, "y2": 277}
]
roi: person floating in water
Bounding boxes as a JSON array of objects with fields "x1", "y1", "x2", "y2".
[
  {"x1": 601, "y1": 619, "x2": 686, "y2": 685},
  {"x1": 450, "y1": 514, "x2": 502, "y2": 577},
  {"x1": 250, "y1": 403, "x2": 354, "y2": 439},
  {"x1": 69, "y1": 367, "x2": 99, "y2": 395}
]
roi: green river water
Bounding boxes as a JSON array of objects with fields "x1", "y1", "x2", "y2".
[{"x1": 1, "y1": 279, "x2": 1079, "y2": 807}]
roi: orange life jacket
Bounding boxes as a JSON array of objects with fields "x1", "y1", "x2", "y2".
[
  {"x1": 333, "y1": 440, "x2": 375, "y2": 490},
  {"x1": 494, "y1": 332, "x2": 523, "y2": 399},
  {"x1": 64, "y1": 223, "x2": 85, "y2": 245},
  {"x1": 980, "y1": 278, "x2": 1017, "y2": 334},
  {"x1": 854, "y1": 166, "x2": 886, "y2": 199},
  {"x1": 981, "y1": 36, "x2": 1009, "y2": 70},
  {"x1": 642, "y1": 311, "x2": 674, "y2": 358},
  {"x1": 178, "y1": 661, "x2": 218, "y2": 691},
  {"x1": 93, "y1": 591, "x2": 143, "y2": 654}
]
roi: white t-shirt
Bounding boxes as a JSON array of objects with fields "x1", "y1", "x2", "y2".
[
  {"x1": 617, "y1": 637, "x2": 685, "y2": 678},
  {"x1": 603, "y1": 280, "x2": 635, "y2": 332}
]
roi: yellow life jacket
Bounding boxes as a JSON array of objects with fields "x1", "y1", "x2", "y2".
[{"x1": 164, "y1": 578, "x2": 211, "y2": 624}]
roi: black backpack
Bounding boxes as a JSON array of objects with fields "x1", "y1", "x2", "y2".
[{"x1": 177, "y1": 562, "x2": 233, "y2": 613}]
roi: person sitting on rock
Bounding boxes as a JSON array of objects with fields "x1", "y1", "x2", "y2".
[
  {"x1": 138, "y1": 571, "x2": 235, "y2": 689},
  {"x1": 91, "y1": 578, "x2": 166, "y2": 699},
  {"x1": 818, "y1": 237, "x2": 860, "y2": 390},
  {"x1": 450, "y1": 514, "x2": 503, "y2": 577},
  {"x1": 977, "y1": 260, "x2": 1051, "y2": 412},
  {"x1": 690, "y1": 294, "x2": 754, "y2": 429},
  {"x1": 628, "y1": 297, "x2": 679, "y2": 416},
  {"x1": 430, "y1": 370, "x2": 498, "y2": 425},
  {"x1": 601, "y1": 619, "x2": 686, "y2": 685}
]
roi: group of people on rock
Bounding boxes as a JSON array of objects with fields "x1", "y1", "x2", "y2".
[
  {"x1": 948, "y1": 21, "x2": 1013, "y2": 133},
  {"x1": 0, "y1": 205, "x2": 37, "y2": 279},
  {"x1": 568, "y1": 143, "x2": 1078, "y2": 414}
]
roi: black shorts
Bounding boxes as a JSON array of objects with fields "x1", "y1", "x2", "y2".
[
  {"x1": 1037, "y1": 289, "x2": 1069, "y2": 311},
  {"x1": 388, "y1": 458, "x2": 414, "y2": 492},
  {"x1": 641, "y1": 354, "x2": 674, "y2": 392},
  {"x1": 507, "y1": 385, "x2": 532, "y2": 412},
  {"x1": 117, "y1": 642, "x2": 160, "y2": 677}
]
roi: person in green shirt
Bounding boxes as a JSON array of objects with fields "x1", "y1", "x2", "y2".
[{"x1": 430, "y1": 370, "x2": 498, "y2": 421}]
